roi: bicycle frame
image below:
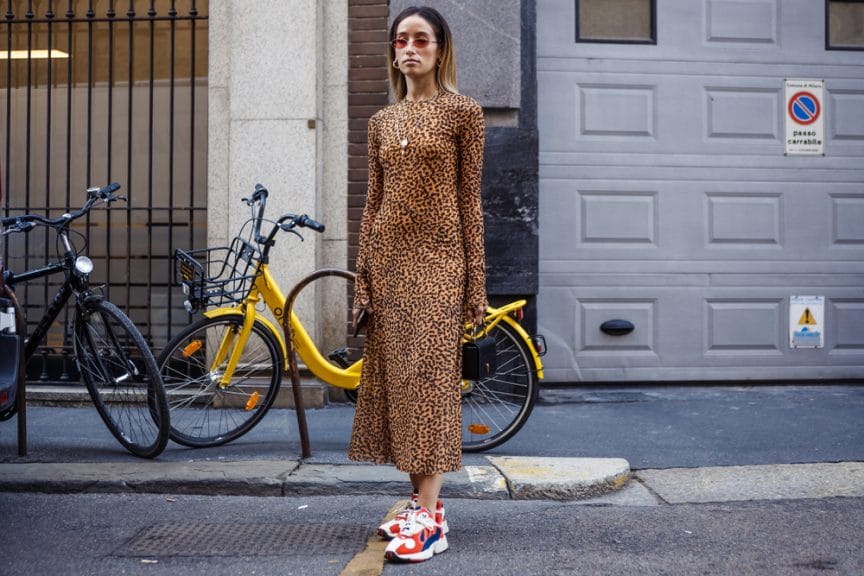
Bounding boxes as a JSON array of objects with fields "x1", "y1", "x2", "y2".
[
  {"x1": 6, "y1": 241, "x2": 136, "y2": 388},
  {"x1": 203, "y1": 261, "x2": 544, "y2": 390}
]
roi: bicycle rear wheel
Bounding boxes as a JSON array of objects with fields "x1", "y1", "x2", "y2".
[
  {"x1": 461, "y1": 321, "x2": 539, "y2": 452},
  {"x1": 74, "y1": 298, "x2": 169, "y2": 458},
  {"x1": 157, "y1": 315, "x2": 282, "y2": 447}
]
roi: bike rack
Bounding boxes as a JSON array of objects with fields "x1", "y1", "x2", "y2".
[
  {"x1": 282, "y1": 268, "x2": 357, "y2": 459},
  {"x1": 0, "y1": 269, "x2": 27, "y2": 456}
]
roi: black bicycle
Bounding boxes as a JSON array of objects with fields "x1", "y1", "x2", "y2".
[{"x1": 0, "y1": 183, "x2": 170, "y2": 458}]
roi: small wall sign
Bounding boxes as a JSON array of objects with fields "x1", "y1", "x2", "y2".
[{"x1": 789, "y1": 295, "x2": 824, "y2": 349}]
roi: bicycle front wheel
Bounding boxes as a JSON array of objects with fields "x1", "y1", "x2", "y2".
[
  {"x1": 461, "y1": 321, "x2": 539, "y2": 452},
  {"x1": 74, "y1": 298, "x2": 170, "y2": 458},
  {"x1": 158, "y1": 315, "x2": 282, "y2": 447}
]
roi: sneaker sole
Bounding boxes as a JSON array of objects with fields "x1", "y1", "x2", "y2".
[{"x1": 385, "y1": 538, "x2": 449, "y2": 563}]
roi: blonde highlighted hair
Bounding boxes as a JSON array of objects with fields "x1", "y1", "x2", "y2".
[{"x1": 388, "y1": 5, "x2": 458, "y2": 101}]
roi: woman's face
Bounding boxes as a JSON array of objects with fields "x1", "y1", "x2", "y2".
[{"x1": 393, "y1": 15, "x2": 441, "y2": 83}]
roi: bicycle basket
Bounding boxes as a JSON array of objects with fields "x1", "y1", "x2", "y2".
[{"x1": 174, "y1": 237, "x2": 262, "y2": 311}]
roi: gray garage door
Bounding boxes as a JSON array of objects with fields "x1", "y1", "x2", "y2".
[{"x1": 538, "y1": 0, "x2": 864, "y2": 382}]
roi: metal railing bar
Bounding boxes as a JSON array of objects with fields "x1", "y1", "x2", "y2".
[
  {"x1": 106, "y1": 0, "x2": 115, "y2": 301},
  {"x1": 165, "y1": 0, "x2": 176, "y2": 339},
  {"x1": 125, "y1": 4, "x2": 135, "y2": 322},
  {"x1": 145, "y1": 0, "x2": 154, "y2": 336},
  {"x1": 188, "y1": 0, "x2": 197, "y2": 288},
  {"x1": 4, "y1": 6, "x2": 13, "y2": 261},
  {"x1": 44, "y1": 1, "x2": 55, "y2": 333}
]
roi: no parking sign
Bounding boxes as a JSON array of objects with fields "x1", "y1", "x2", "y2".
[{"x1": 785, "y1": 79, "x2": 824, "y2": 155}]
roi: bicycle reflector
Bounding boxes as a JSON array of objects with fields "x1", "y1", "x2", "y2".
[
  {"x1": 182, "y1": 340, "x2": 203, "y2": 357},
  {"x1": 531, "y1": 335, "x2": 547, "y2": 356},
  {"x1": 245, "y1": 391, "x2": 260, "y2": 411},
  {"x1": 468, "y1": 423, "x2": 491, "y2": 434}
]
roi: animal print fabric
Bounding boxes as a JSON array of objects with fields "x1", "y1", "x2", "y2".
[{"x1": 349, "y1": 92, "x2": 487, "y2": 474}]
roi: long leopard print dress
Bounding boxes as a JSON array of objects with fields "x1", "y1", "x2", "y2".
[{"x1": 348, "y1": 91, "x2": 486, "y2": 475}]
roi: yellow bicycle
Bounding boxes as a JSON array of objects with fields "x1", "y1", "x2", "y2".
[{"x1": 158, "y1": 185, "x2": 546, "y2": 452}]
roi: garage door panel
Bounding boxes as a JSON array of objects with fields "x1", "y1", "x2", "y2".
[
  {"x1": 831, "y1": 194, "x2": 864, "y2": 247},
  {"x1": 705, "y1": 0, "x2": 778, "y2": 45},
  {"x1": 579, "y1": 299, "x2": 658, "y2": 354},
  {"x1": 704, "y1": 298, "x2": 785, "y2": 355},
  {"x1": 705, "y1": 87, "x2": 780, "y2": 141},
  {"x1": 829, "y1": 89, "x2": 864, "y2": 143},
  {"x1": 831, "y1": 300, "x2": 864, "y2": 354},
  {"x1": 705, "y1": 192, "x2": 782, "y2": 247}
]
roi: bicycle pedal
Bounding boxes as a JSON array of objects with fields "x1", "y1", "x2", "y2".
[{"x1": 327, "y1": 347, "x2": 351, "y2": 368}]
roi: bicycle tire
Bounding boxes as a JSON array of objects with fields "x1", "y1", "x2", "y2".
[
  {"x1": 74, "y1": 298, "x2": 170, "y2": 458},
  {"x1": 461, "y1": 321, "x2": 539, "y2": 452},
  {"x1": 157, "y1": 315, "x2": 282, "y2": 447}
]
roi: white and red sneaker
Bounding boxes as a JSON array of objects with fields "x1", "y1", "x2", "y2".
[
  {"x1": 377, "y1": 493, "x2": 418, "y2": 539},
  {"x1": 384, "y1": 506, "x2": 448, "y2": 563},
  {"x1": 378, "y1": 495, "x2": 449, "y2": 539}
]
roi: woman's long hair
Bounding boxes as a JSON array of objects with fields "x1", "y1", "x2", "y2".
[{"x1": 388, "y1": 5, "x2": 458, "y2": 101}]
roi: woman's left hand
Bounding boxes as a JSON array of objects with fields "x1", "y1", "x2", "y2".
[{"x1": 467, "y1": 305, "x2": 486, "y2": 327}]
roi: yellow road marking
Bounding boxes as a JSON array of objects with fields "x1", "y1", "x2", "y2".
[{"x1": 339, "y1": 499, "x2": 408, "y2": 576}]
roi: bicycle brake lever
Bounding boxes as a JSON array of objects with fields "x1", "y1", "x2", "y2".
[
  {"x1": 280, "y1": 225, "x2": 304, "y2": 242},
  {"x1": 2, "y1": 221, "x2": 35, "y2": 235}
]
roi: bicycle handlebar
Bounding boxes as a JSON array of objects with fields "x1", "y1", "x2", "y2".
[
  {"x1": 2, "y1": 183, "x2": 124, "y2": 233},
  {"x1": 236, "y1": 184, "x2": 326, "y2": 251},
  {"x1": 293, "y1": 214, "x2": 326, "y2": 233}
]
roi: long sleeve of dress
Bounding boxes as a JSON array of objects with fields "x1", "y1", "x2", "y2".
[
  {"x1": 354, "y1": 114, "x2": 384, "y2": 309},
  {"x1": 458, "y1": 101, "x2": 487, "y2": 312}
]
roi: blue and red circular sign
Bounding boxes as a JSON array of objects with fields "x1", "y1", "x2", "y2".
[{"x1": 788, "y1": 91, "x2": 821, "y2": 125}]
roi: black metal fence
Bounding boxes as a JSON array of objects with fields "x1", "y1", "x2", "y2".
[{"x1": 1, "y1": 0, "x2": 208, "y2": 382}]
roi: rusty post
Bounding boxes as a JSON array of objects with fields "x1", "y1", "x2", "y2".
[{"x1": 282, "y1": 268, "x2": 357, "y2": 459}]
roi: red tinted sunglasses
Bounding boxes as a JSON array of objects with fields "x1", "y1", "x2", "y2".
[{"x1": 391, "y1": 37, "x2": 438, "y2": 50}]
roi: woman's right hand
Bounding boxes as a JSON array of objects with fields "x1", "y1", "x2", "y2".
[{"x1": 352, "y1": 308, "x2": 366, "y2": 329}]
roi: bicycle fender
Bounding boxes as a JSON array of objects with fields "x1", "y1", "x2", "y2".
[
  {"x1": 203, "y1": 308, "x2": 289, "y2": 370},
  {"x1": 499, "y1": 314, "x2": 545, "y2": 380}
]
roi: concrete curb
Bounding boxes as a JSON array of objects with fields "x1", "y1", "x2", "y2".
[
  {"x1": 0, "y1": 457, "x2": 631, "y2": 501},
  {"x1": 488, "y1": 456, "x2": 631, "y2": 500}
]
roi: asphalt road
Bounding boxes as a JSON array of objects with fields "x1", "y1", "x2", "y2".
[{"x1": 2, "y1": 492, "x2": 862, "y2": 575}]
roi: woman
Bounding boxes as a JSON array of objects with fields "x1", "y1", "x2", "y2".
[{"x1": 348, "y1": 5, "x2": 486, "y2": 564}]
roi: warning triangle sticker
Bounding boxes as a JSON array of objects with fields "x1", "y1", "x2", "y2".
[{"x1": 798, "y1": 308, "x2": 816, "y2": 325}]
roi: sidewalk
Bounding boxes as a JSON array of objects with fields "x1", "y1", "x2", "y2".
[{"x1": 3, "y1": 389, "x2": 864, "y2": 504}]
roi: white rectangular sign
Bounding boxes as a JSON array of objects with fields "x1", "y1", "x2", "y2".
[
  {"x1": 785, "y1": 79, "x2": 824, "y2": 156},
  {"x1": 789, "y1": 295, "x2": 824, "y2": 349}
]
